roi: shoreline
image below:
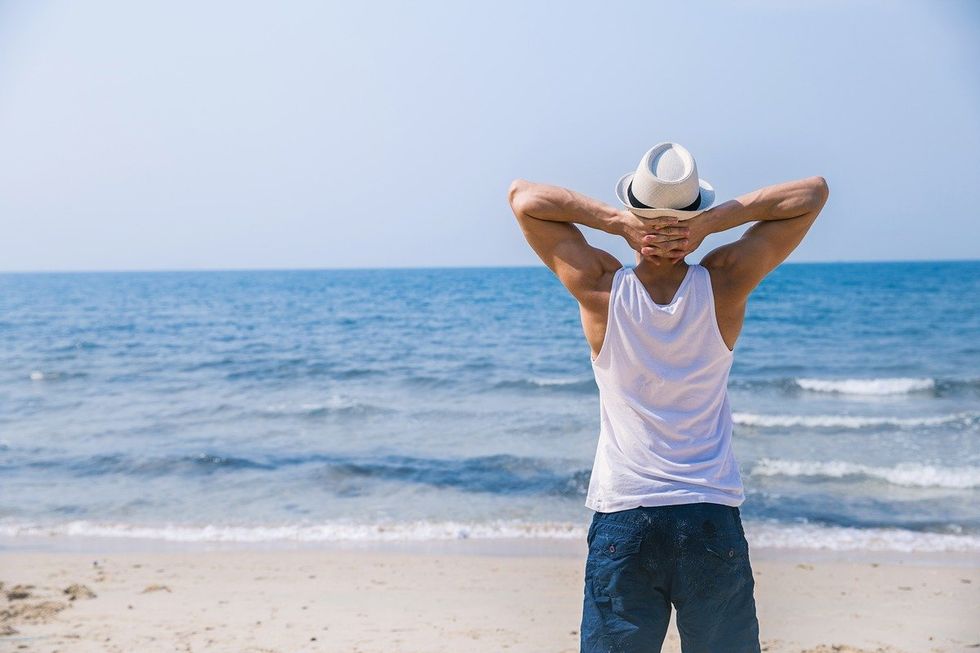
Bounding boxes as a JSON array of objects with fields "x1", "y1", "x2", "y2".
[
  {"x1": 2, "y1": 534, "x2": 980, "y2": 568},
  {"x1": 0, "y1": 536, "x2": 980, "y2": 572},
  {"x1": 2, "y1": 546, "x2": 977, "y2": 653}
]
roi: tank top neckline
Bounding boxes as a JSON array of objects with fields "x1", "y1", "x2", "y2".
[{"x1": 628, "y1": 264, "x2": 697, "y2": 309}]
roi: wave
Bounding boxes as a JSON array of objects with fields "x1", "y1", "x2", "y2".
[
  {"x1": 332, "y1": 367, "x2": 386, "y2": 381},
  {"x1": 0, "y1": 520, "x2": 587, "y2": 543},
  {"x1": 745, "y1": 521, "x2": 980, "y2": 552},
  {"x1": 185, "y1": 357, "x2": 382, "y2": 383},
  {"x1": 14, "y1": 450, "x2": 591, "y2": 496},
  {"x1": 733, "y1": 412, "x2": 972, "y2": 429},
  {"x1": 28, "y1": 370, "x2": 88, "y2": 382},
  {"x1": 2, "y1": 519, "x2": 978, "y2": 552},
  {"x1": 258, "y1": 396, "x2": 395, "y2": 418},
  {"x1": 402, "y1": 374, "x2": 458, "y2": 389},
  {"x1": 224, "y1": 360, "x2": 334, "y2": 382},
  {"x1": 54, "y1": 453, "x2": 278, "y2": 476},
  {"x1": 50, "y1": 340, "x2": 103, "y2": 353},
  {"x1": 492, "y1": 376, "x2": 597, "y2": 394},
  {"x1": 794, "y1": 377, "x2": 935, "y2": 395},
  {"x1": 729, "y1": 376, "x2": 980, "y2": 398},
  {"x1": 312, "y1": 453, "x2": 590, "y2": 497},
  {"x1": 750, "y1": 458, "x2": 980, "y2": 489}
]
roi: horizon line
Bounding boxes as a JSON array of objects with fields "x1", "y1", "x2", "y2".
[{"x1": 0, "y1": 258, "x2": 977, "y2": 275}]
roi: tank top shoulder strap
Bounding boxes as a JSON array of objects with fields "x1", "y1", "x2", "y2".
[
  {"x1": 684, "y1": 264, "x2": 711, "y2": 315},
  {"x1": 693, "y1": 263, "x2": 734, "y2": 354},
  {"x1": 591, "y1": 265, "x2": 629, "y2": 366},
  {"x1": 607, "y1": 265, "x2": 632, "y2": 312},
  {"x1": 694, "y1": 263, "x2": 717, "y2": 304},
  {"x1": 610, "y1": 265, "x2": 628, "y2": 291},
  {"x1": 693, "y1": 262, "x2": 708, "y2": 292}
]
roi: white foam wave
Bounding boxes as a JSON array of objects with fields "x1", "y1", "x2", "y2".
[
  {"x1": 29, "y1": 370, "x2": 45, "y2": 381},
  {"x1": 733, "y1": 412, "x2": 966, "y2": 429},
  {"x1": 261, "y1": 394, "x2": 388, "y2": 416},
  {"x1": 751, "y1": 458, "x2": 980, "y2": 489},
  {"x1": 795, "y1": 377, "x2": 935, "y2": 395},
  {"x1": 746, "y1": 522, "x2": 980, "y2": 553},
  {"x1": 1, "y1": 519, "x2": 978, "y2": 552},
  {"x1": 0, "y1": 519, "x2": 585, "y2": 543},
  {"x1": 527, "y1": 376, "x2": 592, "y2": 387}
]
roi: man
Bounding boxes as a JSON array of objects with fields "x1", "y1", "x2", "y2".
[{"x1": 507, "y1": 142, "x2": 828, "y2": 653}]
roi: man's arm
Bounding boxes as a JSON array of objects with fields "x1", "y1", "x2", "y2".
[
  {"x1": 655, "y1": 176, "x2": 830, "y2": 297},
  {"x1": 507, "y1": 179, "x2": 688, "y2": 304}
]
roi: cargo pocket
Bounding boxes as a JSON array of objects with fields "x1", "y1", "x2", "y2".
[
  {"x1": 589, "y1": 522, "x2": 645, "y2": 616},
  {"x1": 696, "y1": 531, "x2": 752, "y2": 599},
  {"x1": 593, "y1": 523, "x2": 643, "y2": 560},
  {"x1": 703, "y1": 533, "x2": 749, "y2": 567}
]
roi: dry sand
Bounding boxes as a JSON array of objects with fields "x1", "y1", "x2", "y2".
[{"x1": 1, "y1": 545, "x2": 978, "y2": 652}]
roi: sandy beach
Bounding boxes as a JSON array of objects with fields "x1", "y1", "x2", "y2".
[{"x1": 2, "y1": 542, "x2": 977, "y2": 653}]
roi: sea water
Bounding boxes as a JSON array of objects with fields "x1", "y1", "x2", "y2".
[{"x1": 1, "y1": 261, "x2": 977, "y2": 551}]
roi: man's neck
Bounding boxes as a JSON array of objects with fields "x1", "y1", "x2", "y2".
[{"x1": 633, "y1": 256, "x2": 690, "y2": 281}]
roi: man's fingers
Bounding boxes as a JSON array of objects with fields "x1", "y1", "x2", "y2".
[
  {"x1": 645, "y1": 217, "x2": 679, "y2": 227},
  {"x1": 643, "y1": 233, "x2": 688, "y2": 244},
  {"x1": 641, "y1": 240, "x2": 689, "y2": 255},
  {"x1": 665, "y1": 226, "x2": 690, "y2": 236},
  {"x1": 641, "y1": 245, "x2": 686, "y2": 257},
  {"x1": 642, "y1": 227, "x2": 689, "y2": 241}
]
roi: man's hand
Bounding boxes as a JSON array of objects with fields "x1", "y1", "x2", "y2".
[
  {"x1": 639, "y1": 212, "x2": 711, "y2": 263},
  {"x1": 618, "y1": 211, "x2": 691, "y2": 266}
]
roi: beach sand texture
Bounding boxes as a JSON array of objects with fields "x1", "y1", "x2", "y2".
[{"x1": 2, "y1": 548, "x2": 977, "y2": 653}]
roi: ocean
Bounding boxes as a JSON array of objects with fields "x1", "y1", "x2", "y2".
[{"x1": 1, "y1": 261, "x2": 978, "y2": 552}]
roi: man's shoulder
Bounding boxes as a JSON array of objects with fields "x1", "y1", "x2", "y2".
[
  {"x1": 699, "y1": 242, "x2": 738, "y2": 273},
  {"x1": 573, "y1": 254, "x2": 624, "y2": 316},
  {"x1": 699, "y1": 247, "x2": 751, "y2": 308}
]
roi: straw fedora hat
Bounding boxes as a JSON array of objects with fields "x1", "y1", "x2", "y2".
[{"x1": 615, "y1": 142, "x2": 716, "y2": 220}]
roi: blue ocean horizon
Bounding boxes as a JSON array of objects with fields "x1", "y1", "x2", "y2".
[
  {"x1": 1, "y1": 260, "x2": 978, "y2": 551},
  {"x1": 4, "y1": 258, "x2": 978, "y2": 275}
]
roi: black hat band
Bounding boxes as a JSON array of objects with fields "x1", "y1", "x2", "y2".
[{"x1": 628, "y1": 181, "x2": 701, "y2": 211}]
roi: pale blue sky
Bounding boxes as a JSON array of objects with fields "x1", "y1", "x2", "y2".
[{"x1": 0, "y1": 1, "x2": 977, "y2": 271}]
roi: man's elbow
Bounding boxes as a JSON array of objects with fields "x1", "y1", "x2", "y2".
[
  {"x1": 809, "y1": 176, "x2": 830, "y2": 210},
  {"x1": 508, "y1": 178, "x2": 536, "y2": 218}
]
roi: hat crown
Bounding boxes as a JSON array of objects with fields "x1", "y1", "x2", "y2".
[{"x1": 631, "y1": 142, "x2": 700, "y2": 209}]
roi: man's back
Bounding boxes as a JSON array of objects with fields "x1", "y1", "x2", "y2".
[{"x1": 587, "y1": 263, "x2": 744, "y2": 512}]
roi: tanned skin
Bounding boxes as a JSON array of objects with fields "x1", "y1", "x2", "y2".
[{"x1": 507, "y1": 176, "x2": 829, "y2": 356}]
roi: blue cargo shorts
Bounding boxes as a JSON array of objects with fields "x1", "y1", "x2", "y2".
[{"x1": 581, "y1": 503, "x2": 761, "y2": 653}]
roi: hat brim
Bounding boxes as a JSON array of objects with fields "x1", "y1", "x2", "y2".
[{"x1": 615, "y1": 173, "x2": 716, "y2": 220}]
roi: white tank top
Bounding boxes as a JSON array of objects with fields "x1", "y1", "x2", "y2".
[{"x1": 585, "y1": 263, "x2": 745, "y2": 512}]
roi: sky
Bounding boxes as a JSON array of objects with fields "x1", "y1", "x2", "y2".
[{"x1": 0, "y1": 0, "x2": 977, "y2": 271}]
